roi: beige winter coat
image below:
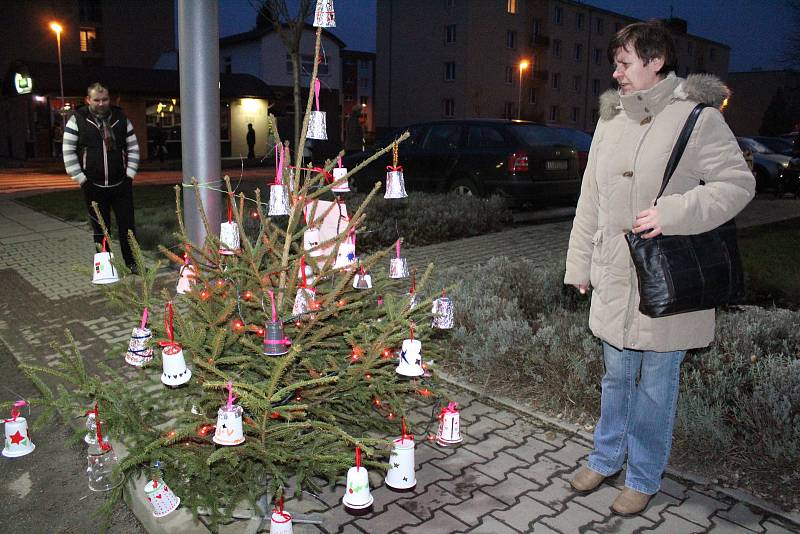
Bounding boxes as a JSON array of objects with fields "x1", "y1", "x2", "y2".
[{"x1": 564, "y1": 73, "x2": 755, "y2": 351}]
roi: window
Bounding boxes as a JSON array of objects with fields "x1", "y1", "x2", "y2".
[
  {"x1": 359, "y1": 77, "x2": 369, "y2": 88},
  {"x1": 344, "y1": 93, "x2": 354, "y2": 102},
  {"x1": 553, "y1": 39, "x2": 561, "y2": 57},
  {"x1": 443, "y1": 99, "x2": 455, "y2": 117},
  {"x1": 532, "y1": 18, "x2": 541, "y2": 37},
  {"x1": 286, "y1": 54, "x2": 328, "y2": 76},
  {"x1": 554, "y1": 6, "x2": 563, "y2": 25},
  {"x1": 506, "y1": 30, "x2": 517, "y2": 49},
  {"x1": 596, "y1": 18, "x2": 604, "y2": 34},
  {"x1": 223, "y1": 56, "x2": 232, "y2": 74},
  {"x1": 529, "y1": 87, "x2": 536, "y2": 104},
  {"x1": 593, "y1": 47, "x2": 602, "y2": 65},
  {"x1": 592, "y1": 78, "x2": 600, "y2": 96},
  {"x1": 467, "y1": 126, "x2": 506, "y2": 149},
  {"x1": 575, "y1": 43, "x2": 583, "y2": 61},
  {"x1": 549, "y1": 105, "x2": 560, "y2": 122},
  {"x1": 445, "y1": 0, "x2": 455, "y2": 8},
  {"x1": 552, "y1": 72, "x2": 560, "y2": 90},
  {"x1": 504, "y1": 101, "x2": 515, "y2": 119},
  {"x1": 507, "y1": 0, "x2": 517, "y2": 14},
  {"x1": 424, "y1": 123, "x2": 460, "y2": 148},
  {"x1": 505, "y1": 66, "x2": 514, "y2": 84},
  {"x1": 445, "y1": 61, "x2": 456, "y2": 81},
  {"x1": 576, "y1": 12, "x2": 584, "y2": 30},
  {"x1": 446, "y1": 24, "x2": 456, "y2": 43},
  {"x1": 571, "y1": 107, "x2": 579, "y2": 123},
  {"x1": 360, "y1": 96, "x2": 369, "y2": 107},
  {"x1": 80, "y1": 27, "x2": 97, "y2": 52},
  {"x1": 573, "y1": 75, "x2": 582, "y2": 92},
  {"x1": 358, "y1": 59, "x2": 370, "y2": 71}
]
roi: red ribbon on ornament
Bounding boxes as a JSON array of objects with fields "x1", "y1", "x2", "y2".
[
  {"x1": 299, "y1": 256, "x2": 308, "y2": 288},
  {"x1": 337, "y1": 156, "x2": 343, "y2": 168},
  {"x1": 272, "y1": 495, "x2": 292, "y2": 523},
  {"x1": 87, "y1": 404, "x2": 111, "y2": 451},
  {"x1": 386, "y1": 165, "x2": 404, "y2": 173},
  {"x1": 226, "y1": 381, "x2": 236, "y2": 411},
  {"x1": 227, "y1": 194, "x2": 233, "y2": 224},
  {"x1": 314, "y1": 78, "x2": 321, "y2": 112},
  {"x1": 395, "y1": 239, "x2": 401, "y2": 259},
  {"x1": 140, "y1": 307, "x2": 149, "y2": 329},
  {"x1": 4, "y1": 400, "x2": 26, "y2": 422},
  {"x1": 410, "y1": 269, "x2": 416, "y2": 295},
  {"x1": 268, "y1": 290, "x2": 277, "y2": 322},
  {"x1": 158, "y1": 302, "x2": 180, "y2": 353},
  {"x1": 275, "y1": 143, "x2": 285, "y2": 186},
  {"x1": 409, "y1": 324, "x2": 415, "y2": 341},
  {"x1": 355, "y1": 446, "x2": 362, "y2": 471},
  {"x1": 400, "y1": 417, "x2": 413, "y2": 444},
  {"x1": 101, "y1": 236, "x2": 108, "y2": 253},
  {"x1": 438, "y1": 402, "x2": 459, "y2": 420}
]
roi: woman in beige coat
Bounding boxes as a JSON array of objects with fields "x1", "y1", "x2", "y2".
[{"x1": 564, "y1": 21, "x2": 754, "y2": 516}]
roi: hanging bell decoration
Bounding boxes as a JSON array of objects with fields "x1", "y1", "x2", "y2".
[
  {"x1": 92, "y1": 236, "x2": 119, "y2": 285},
  {"x1": 219, "y1": 196, "x2": 240, "y2": 255},
  {"x1": 212, "y1": 383, "x2": 245, "y2": 446},
  {"x1": 269, "y1": 143, "x2": 291, "y2": 216},
  {"x1": 269, "y1": 496, "x2": 294, "y2": 533},
  {"x1": 313, "y1": 0, "x2": 336, "y2": 27},
  {"x1": 385, "y1": 142, "x2": 407, "y2": 199},
  {"x1": 396, "y1": 326, "x2": 424, "y2": 377},
  {"x1": 159, "y1": 302, "x2": 192, "y2": 386},
  {"x1": 436, "y1": 402, "x2": 463, "y2": 446},
  {"x1": 342, "y1": 447, "x2": 374, "y2": 513},
  {"x1": 125, "y1": 308, "x2": 154, "y2": 367},
  {"x1": 332, "y1": 156, "x2": 350, "y2": 193},
  {"x1": 176, "y1": 253, "x2": 196, "y2": 295},
  {"x1": 307, "y1": 79, "x2": 328, "y2": 140},
  {"x1": 389, "y1": 239, "x2": 409, "y2": 279},
  {"x1": 432, "y1": 291, "x2": 454, "y2": 329},
  {"x1": 2, "y1": 401, "x2": 35, "y2": 458},
  {"x1": 264, "y1": 290, "x2": 291, "y2": 356}
]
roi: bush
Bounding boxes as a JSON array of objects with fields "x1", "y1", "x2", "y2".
[
  {"x1": 352, "y1": 192, "x2": 513, "y2": 252},
  {"x1": 436, "y1": 256, "x2": 800, "y2": 505}
]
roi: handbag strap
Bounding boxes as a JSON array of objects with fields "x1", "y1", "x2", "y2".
[{"x1": 654, "y1": 103, "x2": 709, "y2": 204}]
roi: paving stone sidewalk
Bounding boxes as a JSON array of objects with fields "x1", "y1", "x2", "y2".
[{"x1": 0, "y1": 197, "x2": 798, "y2": 533}]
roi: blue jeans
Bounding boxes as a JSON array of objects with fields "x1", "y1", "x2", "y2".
[{"x1": 587, "y1": 342, "x2": 685, "y2": 495}]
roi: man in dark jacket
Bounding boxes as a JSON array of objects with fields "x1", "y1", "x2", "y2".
[{"x1": 63, "y1": 83, "x2": 140, "y2": 271}]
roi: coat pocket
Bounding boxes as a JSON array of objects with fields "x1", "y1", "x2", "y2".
[{"x1": 589, "y1": 229, "x2": 605, "y2": 289}]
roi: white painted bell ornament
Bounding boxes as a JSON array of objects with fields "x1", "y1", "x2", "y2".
[
  {"x1": 352, "y1": 265, "x2": 372, "y2": 289},
  {"x1": 307, "y1": 79, "x2": 328, "y2": 140},
  {"x1": 160, "y1": 303, "x2": 192, "y2": 386},
  {"x1": 384, "y1": 167, "x2": 407, "y2": 199},
  {"x1": 269, "y1": 143, "x2": 291, "y2": 215},
  {"x1": 332, "y1": 157, "x2": 350, "y2": 193},
  {"x1": 334, "y1": 228, "x2": 357, "y2": 270},
  {"x1": 143, "y1": 478, "x2": 181, "y2": 518},
  {"x1": 219, "y1": 221, "x2": 240, "y2": 255},
  {"x1": 385, "y1": 420, "x2": 417, "y2": 491},
  {"x1": 436, "y1": 402, "x2": 463, "y2": 446},
  {"x1": 342, "y1": 448, "x2": 373, "y2": 512},
  {"x1": 2, "y1": 401, "x2": 34, "y2": 458},
  {"x1": 396, "y1": 333, "x2": 424, "y2": 378},
  {"x1": 269, "y1": 497, "x2": 294, "y2": 534},
  {"x1": 313, "y1": 0, "x2": 335, "y2": 27},
  {"x1": 213, "y1": 383, "x2": 245, "y2": 446},
  {"x1": 92, "y1": 237, "x2": 118, "y2": 284},
  {"x1": 176, "y1": 255, "x2": 196, "y2": 295}
]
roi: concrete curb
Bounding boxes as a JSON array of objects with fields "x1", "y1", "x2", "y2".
[{"x1": 436, "y1": 370, "x2": 800, "y2": 528}]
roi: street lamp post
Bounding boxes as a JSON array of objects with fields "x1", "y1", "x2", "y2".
[
  {"x1": 517, "y1": 59, "x2": 529, "y2": 120},
  {"x1": 49, "y1": 22, "x2": 65, "y2": 121}
]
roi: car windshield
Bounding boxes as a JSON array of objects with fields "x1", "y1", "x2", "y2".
[
  {"x1": 553, "y1": 127, "x2": 593, "y2": 152},
  {"x1": 753, "y1": 137, "x2": 793, "y2": 156},
  {"x1": 740, "y1": 137, "x2": 776, "y2": 154},
  {"x1": 511, "y1": 124, "x2": 568, "y2": 146}
]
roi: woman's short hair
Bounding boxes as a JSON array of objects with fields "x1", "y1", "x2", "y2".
[{"x1": 607, "y1": 20, "x2": 677, "y2": 75}]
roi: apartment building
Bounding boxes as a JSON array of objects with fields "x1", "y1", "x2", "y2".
[
  {"x1": 376, "y1": 0, "x2": 730, "y2": 133},
  {"x1": 342, "y1": 50, "x2": 376, "y2": 136}
]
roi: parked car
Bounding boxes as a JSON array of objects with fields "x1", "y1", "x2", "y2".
[
  {"x1": 736, "y1": 137, "x2": 791, "y2": 192},
  {"x1": 751, "y1": 136, "x2": 793, "y2": 156},
  {"x1": 551, "y1": 126, "x2": 593, "y2": 174},
  {"x1": 343, "y1": 119, "x2": 581, "y2": 206},
  {"x1": 776, "y1": 158, "x2": 800, "y2": 198}
]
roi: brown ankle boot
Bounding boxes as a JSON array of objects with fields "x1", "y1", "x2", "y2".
[
  {"x1": 610, "y1": 487, "x2": 653, "y2": 516},
  {"x1": 569, "y1": 467, "x2": 608, "y2": 494}
]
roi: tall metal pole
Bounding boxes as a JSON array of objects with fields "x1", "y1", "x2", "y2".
[
  {"x1": 178, "y1": 0, "x2": 221, "y2": 246},
  {"x1": 56, "y1": 30, "x2": 64, "y2": 115},
  {"x1": 517, "y1": 64, "x2": 523, "y2": 120}
]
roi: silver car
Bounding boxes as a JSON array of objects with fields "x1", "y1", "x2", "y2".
[{"x1": 737, "y1": 137, "x2": 791, "y2": 193}]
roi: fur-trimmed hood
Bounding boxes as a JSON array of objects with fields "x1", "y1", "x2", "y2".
[{"x1": 599, "y1": 73, "x2": 730, "y2": 121}]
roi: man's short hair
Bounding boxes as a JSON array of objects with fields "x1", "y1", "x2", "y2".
[
  {"x1": 607, "y1": 20, "x2": 678, "y2": 75},
  {"x1": 87, "y1": 82, "x2": 109, "y2": 95}
]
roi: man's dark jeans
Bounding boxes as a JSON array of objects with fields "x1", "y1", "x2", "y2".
[{"x1": 82, "y1": 179, "x2": 136, "y2": 268}]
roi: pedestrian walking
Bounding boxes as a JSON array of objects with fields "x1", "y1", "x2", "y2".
[
  {"x1": 564, "y1": 21, "x2": 754, "y2": 516},
  {"x1": 246, "y1": 123, "x2": 256, "y2": 159},
  {"x1": 62, "y1": 82, "x2": 140, "y2": 272}
]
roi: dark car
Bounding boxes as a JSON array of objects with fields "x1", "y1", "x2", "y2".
[
  {"x1": 552, "y1": 126, "x2": 593, "y2": 174},
  {"x1": 343, "y1": 119, "x2": 581, "y2": 206},
  {"x1": 737, "y1": 137, "x2": 791, "y2": 192}
]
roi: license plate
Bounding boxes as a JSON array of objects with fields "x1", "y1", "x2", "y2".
[{"x1": 545, "y1": 160, "x2": 569, "y2": 170}]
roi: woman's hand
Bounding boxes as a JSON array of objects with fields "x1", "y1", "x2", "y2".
[
  {"x1": 574, "y1": 283, "x2": 590, "y2": 295},
  {"x1": 633, "y1": 207, "x2": 662, "y2": 239}
]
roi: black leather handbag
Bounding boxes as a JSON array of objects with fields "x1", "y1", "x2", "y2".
[{"x1": 625, "y1": 103, "x2": 745, "y2": 318}]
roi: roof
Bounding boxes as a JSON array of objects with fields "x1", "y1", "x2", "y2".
[
  {"x1": 3, "y1": 61, "x2": 273, "y2": 99},
  {"x1": 220, "y1": 23, "x2": 347, "y2": 49}
]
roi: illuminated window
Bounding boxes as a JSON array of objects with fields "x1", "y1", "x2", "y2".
[
  {"x1": 507, "y1": 0, "x2": 517, "y2": 14},
  {"x1": 80, "y1": 28, "x2": 97, "y2": 52}
]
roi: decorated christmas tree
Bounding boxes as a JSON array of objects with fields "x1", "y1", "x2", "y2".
[{"x1": 17, "y1": 24, "x2": 454, "y2": 527}]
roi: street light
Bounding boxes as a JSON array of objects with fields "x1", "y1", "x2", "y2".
[
  {"x1": 517, "y1": 59, "x2": 530, "y2": 120},
  {"x1": 49, "y1": 21, "x2": 65, "y2": 120}
]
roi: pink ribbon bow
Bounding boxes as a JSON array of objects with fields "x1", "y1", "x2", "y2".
[{"x1": 4, "y1": 400, "x2": 26, "y2": 422}]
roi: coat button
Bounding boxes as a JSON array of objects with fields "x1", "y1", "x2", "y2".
[
  {"x1": 640, "y1": 116, "x2": 652, "y2": 125},
  {"x1": 637, "y1": 95, "x2": 643, "y2": 100},
  {"x1": 623, "y1": 171, "x2": 634, "y2": 177}
]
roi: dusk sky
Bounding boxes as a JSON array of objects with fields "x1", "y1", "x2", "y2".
[{"x1": 218, "y1": 0, "x2": 796, "y2": 73}]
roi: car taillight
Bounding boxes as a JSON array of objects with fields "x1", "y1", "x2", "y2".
[{"x1": 508, "y1": 151, "x2": 529, "y2": 173}]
